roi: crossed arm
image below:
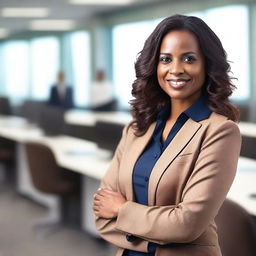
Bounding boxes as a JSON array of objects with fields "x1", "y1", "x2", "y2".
[{"x1": 93, "y1": 120, "x2": 241, "y2": 249}]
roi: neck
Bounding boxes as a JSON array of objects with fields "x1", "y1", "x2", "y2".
[
  {"x1": 168, "y1": 101, "x2": 187, "y2": 121},
  {"x1": 168, "y1": 95, "x2": 201, "y2": 121}
]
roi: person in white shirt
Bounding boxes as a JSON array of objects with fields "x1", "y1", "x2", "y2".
[{"x1": 90, "y1": 70, "x2": 116, "y2": 111}]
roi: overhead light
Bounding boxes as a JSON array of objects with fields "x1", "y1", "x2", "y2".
[
  {"x1": 70, "y1": 0, "x2": 133, "y2": 5},
  {"x1": 1, "y1": 8, "x2": 49, "y2": 18},
  {"x1": 0, "y1": 28, "x2": 9, "y2": 38},
  {"x1": 29, "y1": 20, "x2": 76, "y2": 31}
]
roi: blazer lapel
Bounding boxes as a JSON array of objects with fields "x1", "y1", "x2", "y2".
[
  {"x1": 148, "y1": 118, "x2": 202, "y2": 205},
  {"x1": 121, "y1": 122, "x2": 156, "y2": 201}
]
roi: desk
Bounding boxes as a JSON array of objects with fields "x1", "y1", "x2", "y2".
[
  {"x1": 228, "y1": 157, "x2": 256, "y2": 215},
  {"x1": 65, "y1": 109, "x2": 131, "y2": 126},
  {"x1": 0, "y1": 116, "x2": 58, "y2": 210},
  {"x1": 27, "y1": 135, "x2": 112, "y2": 235},
  {"x1": 36, "y1": 136, "x2": 111, "y2": 179},
  {"x1": 0, "y1": 115, "x2": 112, "y2": 236},
  {"x1": 1, "y1": 115, "x2": 256, "y2": 236},
  {"x1": 239, "y1": 122, "x2": 256, "y2": 138}
]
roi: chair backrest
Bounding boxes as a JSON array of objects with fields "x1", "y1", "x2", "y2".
[
  {"x1": 24, "y1": 142, "x2": 74, "y2": 195},
  {"x1": 39, "y1": 105, "x2": 66, "y2": 136},
  {"x1": 0, "y1": 97, "x2": 11, "y2": 115},
  {"x1": 94, "y1": 120, "x2": 123, "y2": 153},
  {"x1": 216, "y1": 199, "x2": 256, "y2": 256},
  {"x1": 240, "y1": 136, "x2": 256, "y2": 159},
  {"x1": 20, "y1": 100, "x2": 46, "y2": 125}
]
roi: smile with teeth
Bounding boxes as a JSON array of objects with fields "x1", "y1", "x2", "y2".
[{"x1": 167, "y1": 79, "x2": 191, "y2": 89}]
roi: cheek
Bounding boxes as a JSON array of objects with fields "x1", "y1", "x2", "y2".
[
  {"x1": 157, "y1": 65, "x2": 167, "y2": 82},
  {"x1": 189, "y1": 66, "x2": 205, "y2": 84}
]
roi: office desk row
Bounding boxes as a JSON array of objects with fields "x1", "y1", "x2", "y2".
[
  {"x1": 65, "y1": 109, "x2": 131, "y2": 126},
  {"x1": 1, "y1": 114, "x2": 256, "y2": 236},
  {"x1": 0, "y1": 115, "x2": 112, "y2": 235},
  {"x1": 65, "y1": 109, "x2": 256, "y2": 138}
]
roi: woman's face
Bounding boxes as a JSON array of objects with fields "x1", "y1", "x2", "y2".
[{"x1": 157, "y1": 29, "x2": 205, "y2": 105}]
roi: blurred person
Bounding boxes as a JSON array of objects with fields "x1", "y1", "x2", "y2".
[
  {"x1": 48, "y1": 71, "x2": 74, "y2": 109},
  {"x1": 93, "y1": 14, "x2": 241, "y2": 256},
  {"x1": 90, "y1": 70, "x2": 116, "y2": 111}
]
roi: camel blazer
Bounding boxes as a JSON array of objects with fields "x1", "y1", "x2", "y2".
[{"x1": 95, "y1": 112, "x2": 241, "y2": 256}]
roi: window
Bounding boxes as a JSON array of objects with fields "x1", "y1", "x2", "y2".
[
  {"x1": 112, "y1": 19, "x2": 160, "y2": 108},
  {"x1": 204, "y1": 5, "x2": 249, "y2": 101},
  {"x1": 69, "y1": 31, "x2": 90, "y2": 107},
  {"x1": 188, "y1": 5, "x2": 249, "y2": 101},
  {"x1": 1, "y1": 41, "x2": 30, "y2": 104},
  {"x1": 30, "y1": 37, "x2": 60, "y2": 100}
]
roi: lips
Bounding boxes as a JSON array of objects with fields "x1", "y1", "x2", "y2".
[{"x1": 167, "y1": 79, "x2": 191, "y2": 89}]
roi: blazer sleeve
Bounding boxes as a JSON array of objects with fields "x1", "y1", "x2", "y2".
[
  {"x1": 115, "y1": 120, "x2": 241, "y2": 245},
  {"x1": 95, "y1": 124, "x2": 149, "y2": 253}
]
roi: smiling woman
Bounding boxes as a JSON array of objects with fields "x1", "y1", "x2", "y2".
[
  {"x1": 130, "y1": 15, "x2": 239, "y2": 136},
  {"x1": 94, "y1": 14, "x2": 241, "y2": 256}
]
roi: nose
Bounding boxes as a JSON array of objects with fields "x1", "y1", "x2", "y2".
[{"x1": 169, "y1": 60, "x2": 184, "y2": 75}]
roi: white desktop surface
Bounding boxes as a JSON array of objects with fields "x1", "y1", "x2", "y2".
[
  {"x1": 0, "y1": 115, "x2": 44, "y2": 142},
  {"x1": 65, "y1": 109, "x2": 131, "y2": 126},
  {"x1": 0, "y1": 116, "x2": 111, "y2": 180},
  {"x1": 239, "y1": 122, "x2": 256, "y2": 138},
  {"x1": 0, "y1": 115, "x2": 27, "y2": 127},
  {"x1": 96, "y1": 111, "x2": 131, "y2": 125},
  {"x1": 64, "y1": 110, "x2": 97, "y2": 126},
  {"x1": 40, "y1": 136, "x2": 111, "y2": 180},
  {"x1": 228, "y1": 157, "x2": 256, "y2": 215}
]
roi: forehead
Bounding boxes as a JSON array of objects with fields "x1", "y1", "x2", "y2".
[{"x1": 160, "y1": 30, "x2": 201, "y2": 53}]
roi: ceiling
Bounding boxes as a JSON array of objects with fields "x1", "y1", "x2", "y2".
[{"x1": 0, "y1": 0, "x2": 165, "y2": 38}]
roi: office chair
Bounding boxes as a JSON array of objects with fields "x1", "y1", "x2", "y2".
[
  {"x1": 0, "y1": 137, "x2": 15, "y2": 185},
  {"x1": 216, "y1": 199, "x2": 256, "y2": 256},
  {"x1": 0, "y1": 96, "x2": 12, "y2": 115},
  {"x1": 24, "y1": 141, "x2": 77, "y2": 239},
  {"x1": 20, "y1": 100, "x2": 46, "y2": 125},
  {"x1": 94, "y1": 120, "x2": 123, "y2": 153},
  {"x1": 39, "y1": 105, "x2": 68, "y2": 136}
]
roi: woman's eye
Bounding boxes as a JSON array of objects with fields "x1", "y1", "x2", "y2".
[
  {"x1": 183, "y1": 55, "x2": 196, "y2": 63},
  {"x1": 159, "y1": 56, "x2": 171, "y2": 63}
]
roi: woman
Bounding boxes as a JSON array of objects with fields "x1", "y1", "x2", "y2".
[{"x1": 93, "y1": 14, "x2": 241, "y2": 256}]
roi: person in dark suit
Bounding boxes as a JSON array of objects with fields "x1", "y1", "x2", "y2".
[{"x1": 48, "y1": 71, "x2": 74, "y2": 109}]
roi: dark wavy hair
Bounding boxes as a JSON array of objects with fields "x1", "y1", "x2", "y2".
[{"x1": 130, "y1": 14, "x2": 239, "y2": 136}]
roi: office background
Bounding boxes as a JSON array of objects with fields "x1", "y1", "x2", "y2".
[
  {"x1": 0, "y1": 0, "x2": 255, "y2": 119},
  {"x1": 0, "y1": 0, "x2": 256, "y2": 256}
]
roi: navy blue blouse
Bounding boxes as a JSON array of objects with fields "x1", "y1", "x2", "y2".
[{"x1": 124, "y1": 96, "x2": 212, "y2": 256}]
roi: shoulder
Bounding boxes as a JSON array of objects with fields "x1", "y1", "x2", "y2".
[
  {"x1": 122, "y1": 121, "x2": 135, "y2": 137},
  {"x1": 122, "y1": 120, "x2": 157, "y2": 142},
  {"x1": 201, "y1": 112, "x2": 241, "y2": 138}
]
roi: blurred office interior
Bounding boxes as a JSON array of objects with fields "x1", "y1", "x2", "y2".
[{"x1": 0, "y1": 0, "x2": 256, "y2": 255}]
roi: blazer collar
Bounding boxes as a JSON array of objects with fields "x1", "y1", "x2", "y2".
[
  {"x1": 121, "y1": 122, "x2": 156, "y2": 201},
  {"x1": 122, "y1": 118, "x2": 202, "y2": 202},
  {"x1": 148, "y1": 118, "x2": 202, "y2": 205}
]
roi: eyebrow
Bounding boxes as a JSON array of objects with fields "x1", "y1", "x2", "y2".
[{"x1": 159, "y1": 51, "x2": 197, "y2": 55}]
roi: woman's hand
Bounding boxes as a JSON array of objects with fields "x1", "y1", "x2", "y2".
[{"x1": 93, "y1": 188, "x2": 127, "y2": 219}]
